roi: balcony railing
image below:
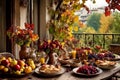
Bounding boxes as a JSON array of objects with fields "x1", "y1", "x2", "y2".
[{"x1": 73, "y1": 33, "x2": 120, "y2": 49}]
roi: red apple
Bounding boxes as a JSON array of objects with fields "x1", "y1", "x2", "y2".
[
  {"x1": 1, "y1": 59, "x2": 10, "y2": 66},
  {"x1": 18, "y1": 60, "x2": 25, "y2": 67},
  {"x1": 13, "y1": 64, "x2": 21, "y2": 71}
]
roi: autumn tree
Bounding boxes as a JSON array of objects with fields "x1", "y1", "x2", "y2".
[
  {"x1": 47, "y1": 0, "x2": 89, "y2": 41},
  {"x1": 99, "y1": 14, "x2": 113, "y2": 33},
  {"x1": 110, "y1": 12, "x2": 120, "y2": 33},
  {"x1": 87, "y1": 13, "x2": 101, "y2": 31}
]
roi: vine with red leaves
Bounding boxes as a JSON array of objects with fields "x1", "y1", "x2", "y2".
[{"x1": 105, "y1": 0, "x2": 120, "y2": 16}]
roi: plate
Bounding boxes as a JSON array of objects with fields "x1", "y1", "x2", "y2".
[
  {"x1": 96, "y1": 63, "x2": 116, "y2": 70},
  {"x1": 95, "y1": 60, "x2": 117, "y2": 70},
  {"x1": 34, "y1": 67, "x2": 66, "y2": 77},
  {"x1": 72, "y1": 67, "x2": 103, "y2": 77}
]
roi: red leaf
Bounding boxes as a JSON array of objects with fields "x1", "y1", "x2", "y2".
[
  {"x1": 25, "y1": 23, "x2": 34, "y2": 30},
  {"x1": 106, "y1": 0, "x2": 110, "y2": 3},
  {"x1": 105, "y1": 7, "x2": 111, "y2": 16},
  {"x1": 116, "y1": 5, "x2": 120, "y2": 11}
]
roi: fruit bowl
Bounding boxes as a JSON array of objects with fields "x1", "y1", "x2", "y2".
[
  {"x1": 0, "y1": 56, "x2": 36, "y2": 77},
  {"x1": 72, "y1": 65, "x2": 103, "y2": 77},
  {"x1": 0, "y1": 52, "x2": 15, "y2": 59}
]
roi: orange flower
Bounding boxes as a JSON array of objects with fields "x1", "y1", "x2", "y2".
[{"x1": 31, "y1": 34, "x2": 39, "y2": 41}]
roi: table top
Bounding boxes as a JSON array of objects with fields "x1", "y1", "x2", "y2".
[{"x1": 1, "y1": 63, "x2": 120, "y2": 80}]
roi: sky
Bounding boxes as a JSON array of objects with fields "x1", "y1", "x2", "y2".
[{"x1": 85, "y1": 0, "x2": 108, "y2": 8}]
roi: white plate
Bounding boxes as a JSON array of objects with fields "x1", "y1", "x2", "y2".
[
  {"x1": 72, "y1": 67, "x2": 103, "y2": 77},
  {"x1": 34, "y1": 67, "x2": 66, "y2": 77}
]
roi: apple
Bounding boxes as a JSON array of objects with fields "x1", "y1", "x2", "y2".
[
  {"x1": 3, "y1": 67, "x2": 9, "y2": 72},
  {"x1": 18, "y1": 60, "x2": 25, "y2": 67},
  {"x1": 15, "y1": 70, "x2": 21, "y2": 75},
  {"x1": 0, "y1": 65, "x2": 5, "y2": 70},
  {"x1": 1, "y1": 59, "x2": 10, "y2": 66},
  {"x1": 11, "y1": 59, "x2": 18, "y2": 66},
  {"x1": 7, "y1": 57, "x2": 12, "y2": 62},
  {"x1": 0, "y1": 56, "x2": 6, "y2": 62},
  {"x1": 13, "y1": 64, "x2": 21, "y2": 71}
]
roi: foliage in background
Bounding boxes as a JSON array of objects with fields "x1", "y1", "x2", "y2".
[
  {"x1": 110, "y1": 12, "x2": 120, "y2": 33},
  {"x1": 47, "y1": 0, "x2": 120, "y2": 49},
  {"x1": 79, "y1": 26, "x2": 96, "y2": 33},
  {"x1": 47, "y1": 0, "x2": 90, "y2": 41},
  {"x1": 99, "y1": 14, "x2": 113, "y2": 33},
  {"x1": 87, "y1": 13, "x2": 101, "y2": 31}
]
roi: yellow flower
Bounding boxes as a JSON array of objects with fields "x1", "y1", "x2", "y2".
[
  {"x1": 74, "y1": 16, "x2": 79, "y2": 22},
  {"x1": 73, "y1": 26, "x2": 78, "y2": 32}
]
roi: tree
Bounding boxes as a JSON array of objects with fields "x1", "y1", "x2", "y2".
[
  {"x1": 99, "y1": 14, "x2": 113, "y2": 33},
  {"x1": 110, "y1": 12, "x2": 120, "y2": 33},
  {"x1": 47, "y1": 0, "x2": 87, "y2": 41},
  {"x1": 87, "y1": 13, "x2": 101, "y2": 31}
]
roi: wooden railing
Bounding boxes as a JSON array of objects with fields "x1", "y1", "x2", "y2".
[{"x1": 73, "y1": 33, "x2": 120, "y2": 49}]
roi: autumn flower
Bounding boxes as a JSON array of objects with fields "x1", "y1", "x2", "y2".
[
  {"x1": 38, "y1": 40, "x2": 63, "y2": 54},
  {"x1": 7, "y1": 23, "x2": 39, "y2": 47}
]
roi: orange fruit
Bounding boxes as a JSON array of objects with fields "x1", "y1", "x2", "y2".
[{"x1": 24, "y1": 66, "x2": 32, "y2": 74}]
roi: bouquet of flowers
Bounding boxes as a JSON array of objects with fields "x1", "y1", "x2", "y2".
[
  {"x1": 7, "y1": 23, "x2": 39, "y2": 47},
  {"x1": 38, "y1": 40, "x2": 63, "y2": 54}
]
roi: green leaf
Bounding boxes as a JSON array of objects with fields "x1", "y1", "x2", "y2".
[{"x1": 49, "y1": 26, "x2": 55, "y2": 34}]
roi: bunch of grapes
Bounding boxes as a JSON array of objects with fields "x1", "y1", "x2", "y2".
[
  {"x1": 88, "y1": 54, "x2": 98, "y2": 60},
  {"x1": 97, "y1": 51, "x2": 115, "y2": 60},
  {"x1": 77, "y1": 65, "x2": 98, "y2": 75},
  {"x1": 104, "y1": 52, "x2": 115, "y2": 59},
  {"x1": 97, "y1": 53, "x2": 105, "y2": 60}
]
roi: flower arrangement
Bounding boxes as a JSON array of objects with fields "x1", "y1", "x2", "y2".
[
  {"x1": 7, "y1": 23, "x2": 39, "y2": 47},
  {"x1": 38, "y1": 40, "x2": 63, "y2": 54}
]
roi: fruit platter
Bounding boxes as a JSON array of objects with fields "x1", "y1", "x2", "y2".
[
  {"x1": 0, "y1": 56, "x2": 36, "y2": 77},
  {"x1": 72, "y1": 65, "x2": 103, "y2": 77},
  {"x1": 35, "y1": 64, "x2": 66, "y2": 77},
  {"x1": 95, "y1": 60, "x2": 116, "y2": 70}
]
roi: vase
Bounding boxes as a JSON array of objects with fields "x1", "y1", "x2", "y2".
[
  {"x1": 19, "y1": 45, "x2": 31, "y2": 60},
  {"x1": 47, "y1": 52, "x2": 58, "y2": 65},
  {"x1": 28, "y1": 48, "x2": 37, "y2": 61}
]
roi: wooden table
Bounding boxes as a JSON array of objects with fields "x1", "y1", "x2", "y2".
[{"x1": 1, "y1": 63, "x2": 120, "y2": 80}]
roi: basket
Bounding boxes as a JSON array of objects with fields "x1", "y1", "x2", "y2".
[
  {"x1": 0, "y1": 52, "x2": 15, "y2": 58},
  {"x1": 109, "y1": 44, "x2": 120, "y2": 55}
]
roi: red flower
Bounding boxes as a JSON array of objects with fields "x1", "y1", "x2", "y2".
[{"x1": 25, "y1": 23, "x2": 34, "y2": 30}]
